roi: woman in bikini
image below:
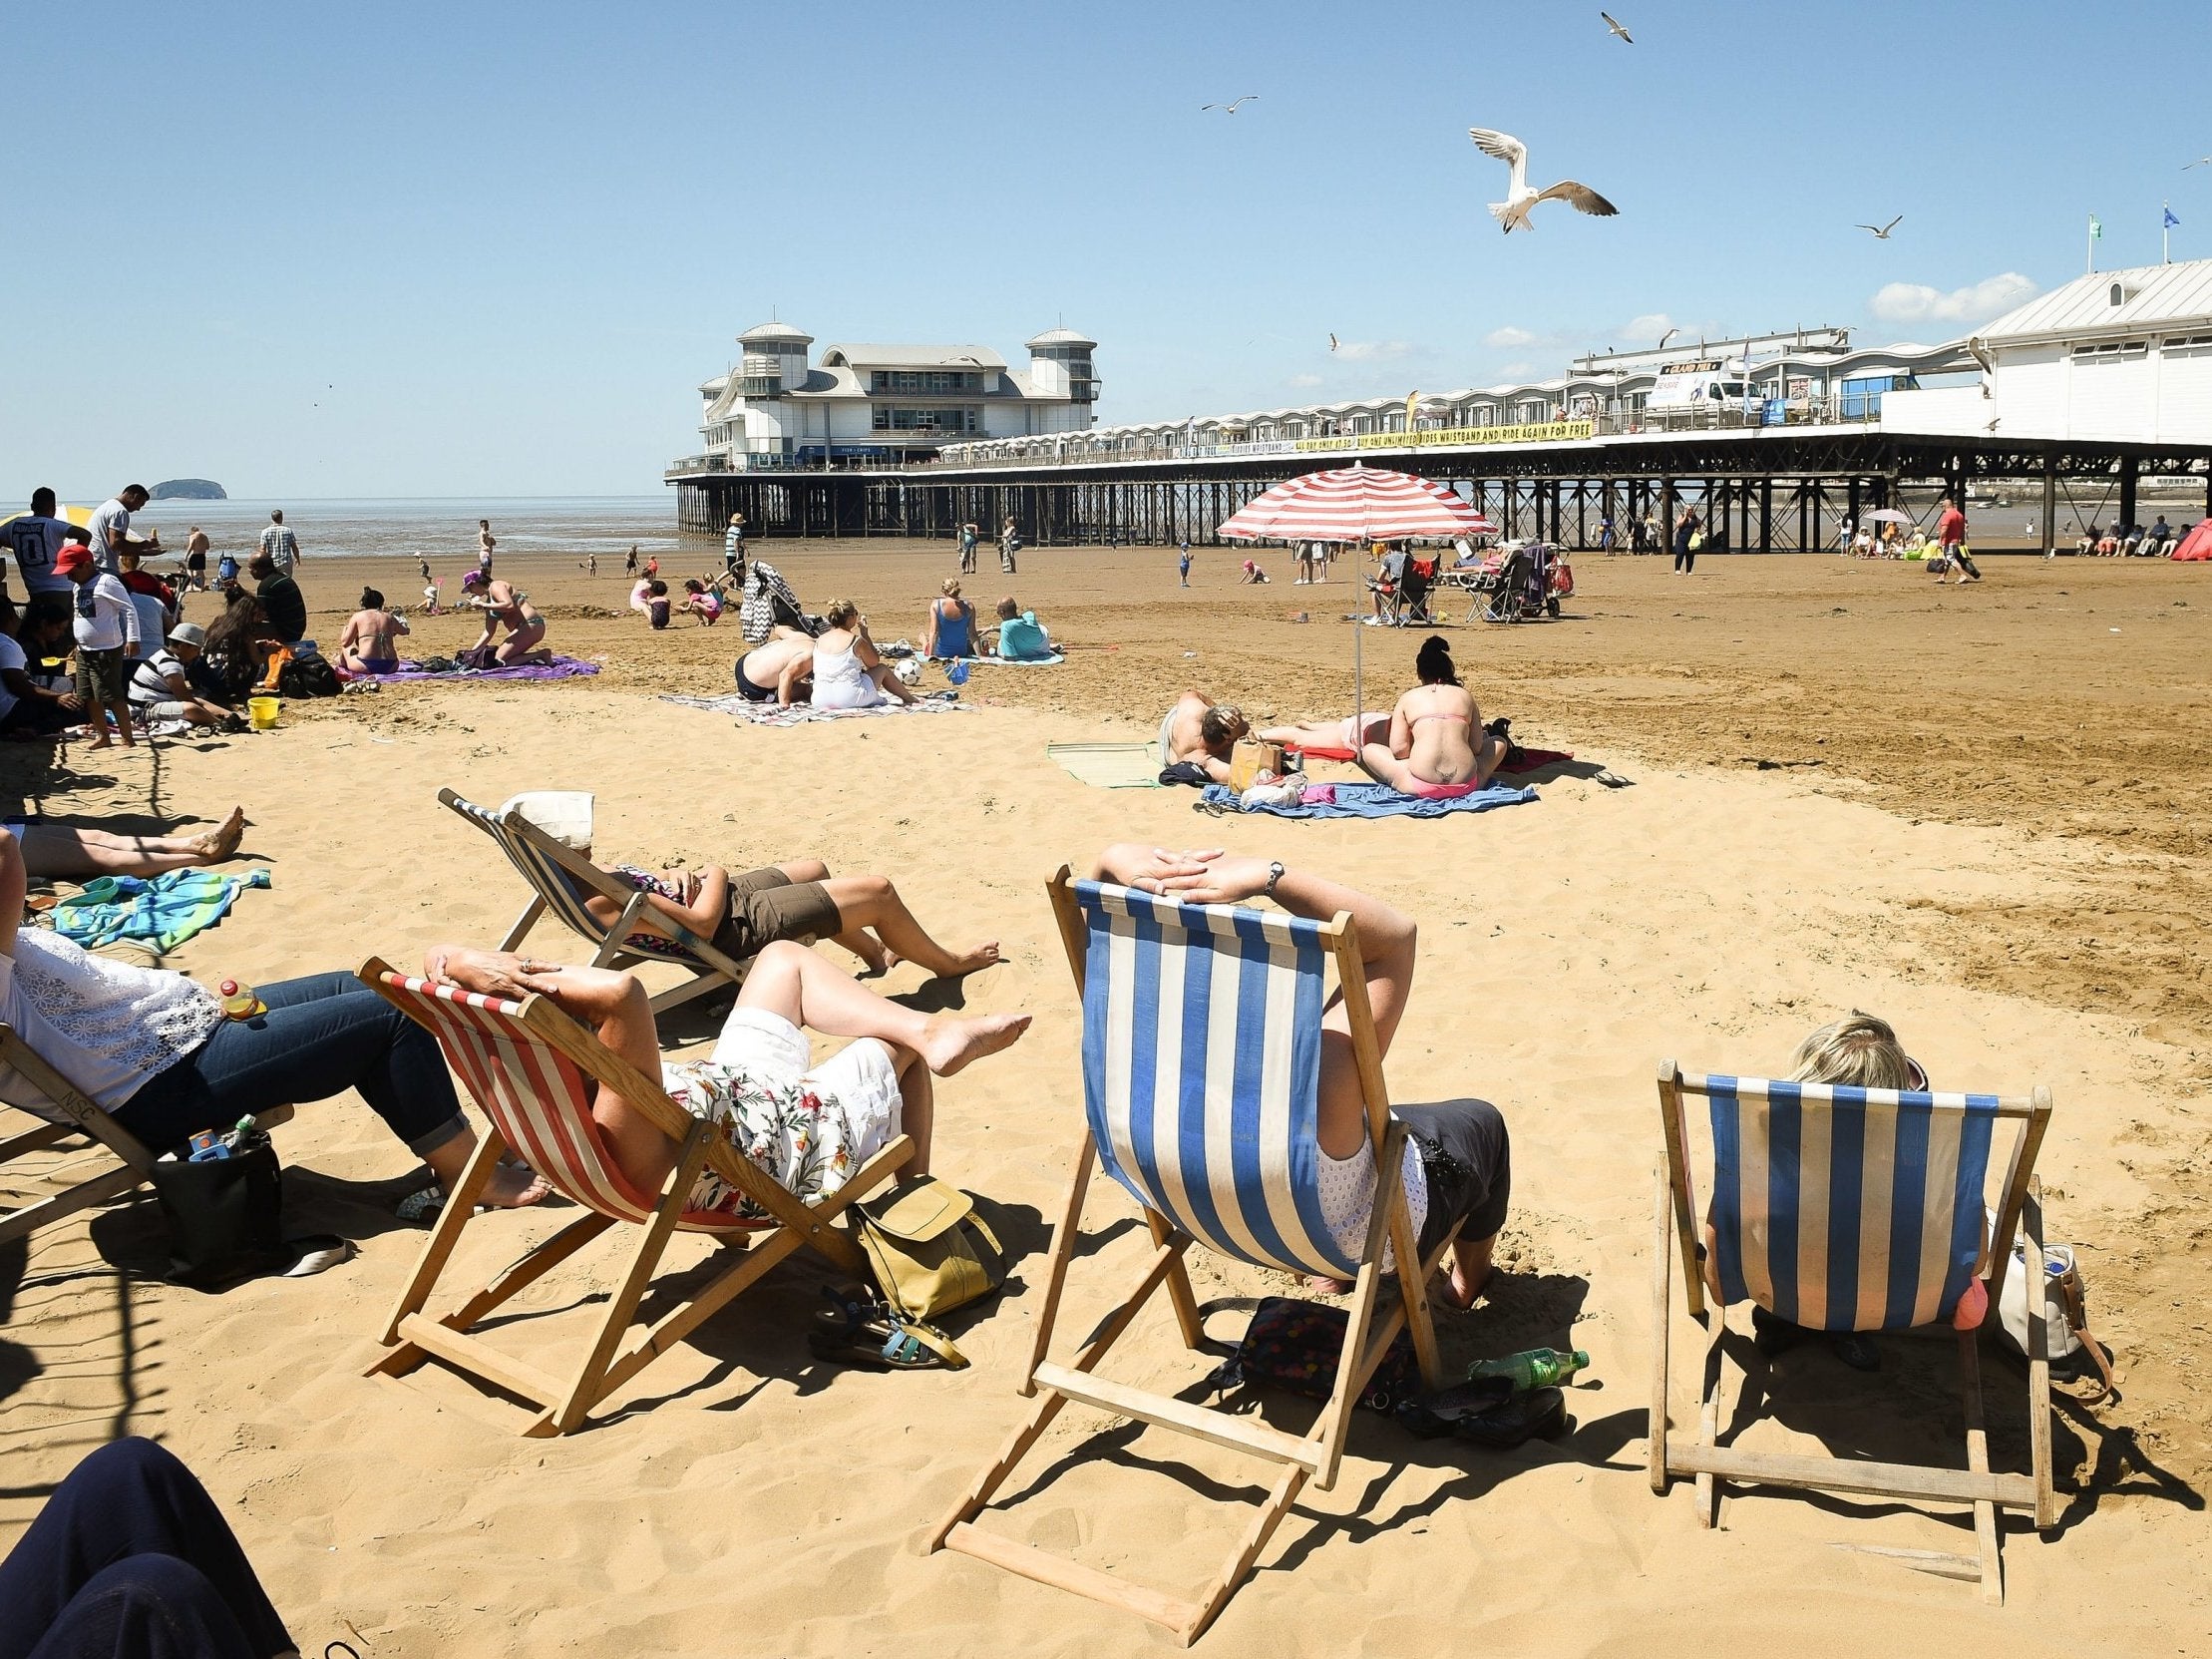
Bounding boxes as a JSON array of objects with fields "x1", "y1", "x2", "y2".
[
  {"x1": 336, "y1": 587, "x2": 410, "y2": 674},
  {"x1": 460, "y1": 570, "x2": 550, "y2": 664},
  {"x1": 733, "y1": 628, "x2": 816, "y2": 706},
  {"x1": 1359, "y1": 635, "x2": 1506, "y2": 799}
]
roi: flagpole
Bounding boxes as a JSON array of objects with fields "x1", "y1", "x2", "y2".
[
  {"x1": 2164, "y1": 202, "x2": 2172, "y2": 265},
  {"x1": 2087, "y1": 213, "x2": 2095, "y2": 275}
]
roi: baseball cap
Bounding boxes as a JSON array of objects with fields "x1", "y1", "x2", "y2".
[
  {"x1": 169, "y1": 622, "x2": 208, "y2": 648},
  {"x1": 53, "y1": 545, "x2": 94, "y2": 579}
]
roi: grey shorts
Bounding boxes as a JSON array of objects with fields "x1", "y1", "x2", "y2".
[
  {"x1": 711, "y1": 867, "x2": 843, "y2": 960},
  {"x1": 75, "y1": 646, "x2": 127, "y2": 706}
]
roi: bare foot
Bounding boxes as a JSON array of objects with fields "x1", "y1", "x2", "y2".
[
  {"x1": 946, "y1": 941, "x2": 1002, "y2": 975},
  {"x1": 192, "y1": 806, "x2": 247, "y2": 862},
  {"x1": 1305, "y1": 1274, "x2": 1352, "y2": 1296},
  {"x1": 85, "y1": 739, "x2": 113, "y2": 751},
  {"x1": 1436, "y1": 1258, "x2": 1495, "y2": 1311},
  {"x1": 481, "y1": 1162, "x2": 553, "y2": 1209},
  {"x1": 918, "y1": 1011, "x2": 1031, "y2": 1076}
]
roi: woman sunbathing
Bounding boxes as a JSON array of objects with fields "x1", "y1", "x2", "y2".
[
  {"x1": 459, "y1": 571, "x2": 550, "y2": 664},
  {"x1": 1357, "y1": 635, "x2": 1506, "y2": 800},
  {"x1": 336, "y1": 587, "x2": 410, "y2": 674},
  {"x1": 426, "y1": 943, "x2": 1029, "y2": 1195},
  {"x1": 732, "y1": 628, "x2": 815, "y2": 705},
  {"x1": 0, "y1": 829, "x2": 547, "y2": 1215},
  {"x1": 1092, "y1": 843, "x2": 1509, "y2": 1308}
]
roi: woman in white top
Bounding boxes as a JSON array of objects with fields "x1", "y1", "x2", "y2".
[
  {"x1": 0, "y1": 831, "x2": 547, "y2": 1214},
  {"x1": 811, "y1": 599, "x2": 918, "y2": 709},
  {"x1": 1091, "y1": 843, "x2": 1511, "y2": 1309}
]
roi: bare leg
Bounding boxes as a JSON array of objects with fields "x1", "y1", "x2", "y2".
[
  {"x1": 18, "y1": 810, "x2": 245, "y2": 877},
  {"x1": 423, "y1": 1127, "x2": 552, "y2": 1209},
  {"x1": 1259, "y1": 719, "x2": 1357, "y2": 748},
  {"x1": 736, "y1": 941, "x2": 1026, "y2": 1074},
  {"x1": 867, "y1": 663, "x2": 919, "y2": 705},
  {"x1": 1438, "y1": 1231, "x2": 1498, "y2": 1310},
  {"x1": 108, "y1": 696, "x2": 136, "y2": 747},
  {"x1": 820, "y1": 874, "x2": 999, "y2": 978},
  {"x1": 889, "y1": 1045, "x2": 934, "y2": 1176}
]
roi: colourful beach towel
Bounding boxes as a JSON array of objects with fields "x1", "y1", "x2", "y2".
[
  {"x1": 659, "y1": 692, "x2": 967, "y2": 725},
  {"x1": 53, "y1": 868, "x2": 271, "y2": 951},
  {"x1": 359, "y1": 656, "x2": 600, "y2": 682},
  {"x1": 1199, "y1": 781, "x2": 1537, "y2": 820}
]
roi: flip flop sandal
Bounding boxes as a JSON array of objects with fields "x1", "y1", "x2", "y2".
[
  {"x1": 1452, "y1": 1386, "x2": 1570, "y2": 1451},
  {"x1": 809, "y1": 1316, "x2": 967, "y2": 1372},
  {"x1": 1394, "y1": 1376, "x2": 1516, "y2": 1440},
  {"x1": 280, "y1": 1234, "x2": 357, "y2": 1278},
  {"x1": 395, "y1": 1185, "x2": 447, "y2": 1225}
]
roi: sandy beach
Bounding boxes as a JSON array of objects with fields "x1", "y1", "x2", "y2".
[{"x1": 3, "y1": 543, "x2": 2206, "y2": 1657}]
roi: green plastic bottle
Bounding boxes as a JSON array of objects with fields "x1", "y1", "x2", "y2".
[{"x1": 1466, "y1": 1347, "x2": 1590, "y2": 1392}]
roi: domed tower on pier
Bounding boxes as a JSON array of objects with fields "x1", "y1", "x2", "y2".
[
  {"x1": 737, "y1": 320, "x2": 815, "y2": 401},
  {"x1": 1024, "y1": 327, "x2": 1099, "y2": 429}
]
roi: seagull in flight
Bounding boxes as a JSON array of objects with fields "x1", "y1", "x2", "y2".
[
  {"x1": 1658, "y1": 327, "x2": 1679, "y2": 349},
  {"x1": 1601, "y1": 10, "x2": 1633, "y2": 43},
  {"x1": 1202, "y1": 96, "x2": 1259, "y2": 114},
  {"x1": 1857, "y1": 213, "x2": 1904, "y2": 238},
  {"x1": 1329, "y1": 332, "x2": 1339, "y2": 352},
  {"x1": 1468, "y1": 128, "x2": 1619, "y2": 232},
  {"x1": 2187, "y1": 156, "x2": 2212, "y2": 170}
]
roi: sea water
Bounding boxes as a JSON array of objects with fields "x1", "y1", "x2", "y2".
[{"x1": 102, "y1": 495, "x2": 687, "y2": 564}]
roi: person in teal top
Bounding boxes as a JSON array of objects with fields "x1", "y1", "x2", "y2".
[{"x1": 991, "y1": 596, "x2": 1053, "y2": 660}]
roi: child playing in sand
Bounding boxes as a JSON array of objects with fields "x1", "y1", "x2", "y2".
[
  {"x1": 1239, "y1": 558, "x2": 1270, "y2": 585},
  {"x1": 646, "y1": 582, "x2": 671, "y2": 629},
  {"x1": 680, "y1": 578, "x2": 722, "y2": 624}
]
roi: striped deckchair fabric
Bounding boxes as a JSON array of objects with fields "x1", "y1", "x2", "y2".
[
  {"x1": 1076, "y1": 880, "x2": 1348, "y2": 1281},
  {"x1": 934, "y1": 870, "x2": 1460, "y2": 1645},
  {"x1": 437, "y1": 787, "x2": 748, "y2": 1011},
  {"x1": 356, "y1": 956, "x2": 908, "y2": 1437},
  {"x1": 1701, "y1": 1074, "x2": 2000, "y2": 1332},
  {"x1": 1652, "y1": 1059, "x2": 2057, "y2": 1604}
]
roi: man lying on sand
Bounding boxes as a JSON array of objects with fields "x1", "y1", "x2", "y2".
[
  {"x1": 428, "y1": 943, "x2": 1029, "y2": 1197},
  {"x1": 1157, "y1": 688, "x2": 1248, "y2": 782},
  {"x1": 1093, "y1": 843, "x2": 1510, "y2": 1308}
]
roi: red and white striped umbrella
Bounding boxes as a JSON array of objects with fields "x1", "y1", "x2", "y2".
[{"x1": 1217, "y1": 462, "x2": 1496, "y2": 543}]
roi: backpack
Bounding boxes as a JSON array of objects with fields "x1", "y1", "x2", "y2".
[{"x1": 277, "y1": 653, "x2": 341, "y2": 699}]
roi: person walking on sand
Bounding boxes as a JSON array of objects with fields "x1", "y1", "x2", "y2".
[
  {"x1": 257, "y1": 509, "x2": 300, "y2": 577},
  {"x1": 184, "y1": 526, "x2": 209, "y2": 591},
  {"x1": 625, "y1": 544, "x2": 639, "y2": 576},
  {"x1": 477, "y1": 519, "x2": 496, "y2": 579},
  {"x1": 1179, "y1": 541, "x2": 1192, "y2": 587},
  {"x1": 1671, "y1": 508, "x2": 1699, "y2": 576},
  {"x1": 724, "y1": 511, "x2": 747, "y2": 583},
  {"x1": 959, "y1": 521, "x2": 979, "y2": 575},
  {"x1": 999, "y1": 516, "x2": 1019, "y2": 575},
  {"x1": 1934, "y1": 496, "x2": 1979, "y2": 584}
]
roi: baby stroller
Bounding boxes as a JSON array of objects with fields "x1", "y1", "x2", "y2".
[{"x1": 737, "y1": 561, "x2": 824, "y2": 643}]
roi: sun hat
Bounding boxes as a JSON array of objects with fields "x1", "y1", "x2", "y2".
[
  {"x1": 462, "y1": 569, "x2": 489, "y2": 588},
  {"x1": 169, "y1": 622, "x2": 208, "y2": 648}
]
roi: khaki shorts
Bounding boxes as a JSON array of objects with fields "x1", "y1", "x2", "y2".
[
  {"x1": 75, "y1": 646, "x2": 127, "y2": 706},
  {"x1": 711, "y1": 866, "x2": 843, "y2": 960}
]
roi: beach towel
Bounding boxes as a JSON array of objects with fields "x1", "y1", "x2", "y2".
[
  {"x1": 1198, "y1": 781, "x2": 1537, "y2": 820},
  {"x1": 933, "y1": 652, "x2": 1067, "y2": 668},
  {"x1": 356, "y1": 656, "x2": 600, "y2": 682},
  {"x1": 1047, "y1": 741, "x2": 1163, "y2": 789},
  {"x1": 659, "y1": 692, "x2": 966, "y2": 725},
  {"x1": 52, "y1": 868, "x2": 271, "y2": 951},
  {"x1": 1283, "y1": 740, "x2": 1573, "y2": 772}
]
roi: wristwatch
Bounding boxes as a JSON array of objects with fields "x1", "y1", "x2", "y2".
[{"x1": 1264, "y1": 861, "x2": 1286, "y2": 897}]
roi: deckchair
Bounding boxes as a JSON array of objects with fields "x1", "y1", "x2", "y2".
[
  {"x1": 1652, "y1": 1060, "x2": 2056, "y2": 1602},
  {"x1": 357, "y1": 959, "x2": 911, "y2": 1436},
  {"x1": 0, "y1": 1027, "x2": 292, "y2": 1248},
  {"x1": 438, "y1": 787, "x2": 751, "y2": 1016},
  {"x1": 931, "y1": 870, "x2": 1459, "y2": 1645}
]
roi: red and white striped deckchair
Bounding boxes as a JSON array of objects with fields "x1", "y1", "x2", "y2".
[{"x1": 357, "y1": 958, "x2": 912, "y2": 1436}]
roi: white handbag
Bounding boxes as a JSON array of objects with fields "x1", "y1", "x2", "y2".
[{"x1": 1997, "y1": 1229, "x2": 2116, "y2": 1399}]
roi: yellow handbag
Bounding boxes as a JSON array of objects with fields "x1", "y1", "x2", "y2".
[
  {"x1": 1227, "y1": 738, "x2": 1287, "y2": 793},
  {"x1": 852, "y1": 1177, "x2": 1007, "y2": 1324}
]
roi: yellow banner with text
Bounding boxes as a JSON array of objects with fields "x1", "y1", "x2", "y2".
[{"x1": 1292, "y1": 420, "x2": 1594, "y2": 454}]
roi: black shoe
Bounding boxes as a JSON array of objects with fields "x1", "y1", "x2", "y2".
[{"x1": 1827, "y1": 1332, "x2": 1881, "y2": 1373}]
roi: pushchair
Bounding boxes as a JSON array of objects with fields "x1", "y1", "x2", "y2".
[
  {"x1": 1474, "y1": 542, "x2": 1555, "y2": 623},
  {"x1": 738, "y1": 561, "x2": 825, "y2": 643}
]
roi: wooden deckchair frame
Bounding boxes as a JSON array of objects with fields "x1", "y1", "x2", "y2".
[
  {"x1": 357, "y1": 958, "x2": 911, "y2": 1437},
  {"x1": 1651, "y1": 1059, "x2": 2056, "y2": 1603},
  {"x1": 930, "y1": 868, "x2": 1460, "y2": 1645},
  {"x1": 437, "y1": 787, "x2": 752, "y2": 1017},
  {"x1": 0, "y1": 1026, "x2": 293, "y2": 1248}
]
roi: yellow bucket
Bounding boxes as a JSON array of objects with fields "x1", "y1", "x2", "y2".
[{"x1": 247, "y1": 696, "x2": 281, "y2": 730}]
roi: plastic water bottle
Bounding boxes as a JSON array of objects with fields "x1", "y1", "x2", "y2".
[
  {"x1": 217, "y1": 979, "x2": 266, "y2": 1020},
  {"x1": 1466, "y1": 1347, "x2": 1590, "y2": 1392}
]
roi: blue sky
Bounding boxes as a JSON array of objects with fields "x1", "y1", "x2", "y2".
[{"x1": 8, "y1": 0, "x2": 2206, "y2": 499}]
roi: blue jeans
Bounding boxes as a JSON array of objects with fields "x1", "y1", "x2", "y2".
[
  {"x1": 0, "y1": 1438, "x2": 293, "y2": 1659},
  {"x1": 116, "y1": 972, "x2": 465, "y2": 1157}
]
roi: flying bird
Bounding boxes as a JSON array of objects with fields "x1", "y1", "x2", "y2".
[
  {"x1": 1857, "y1": 214, "x2": 1904, "y2": 238},
  {"x1": 1658, "y1": 327, "x2": 1679, "y2": 349},
  {"x1": 1202, "y1": 96, "x2": 1259, "y2": 114},
  {"x1": 1468, "y1": 128, "x2": 1620, "y2": 232},
  {"x1": 2187, "y1": 156, "x2": 2212, "y2": 170},
  {"x1": 1328, "y1": 332, "x2": 1339, "y2": 352},
  {"x1": 1601, "y1": 10, "x2": 1633, "y2": 42}
]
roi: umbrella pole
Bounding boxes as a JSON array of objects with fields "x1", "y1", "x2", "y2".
[{"x1": 1352, "y1": 547, "x2": 1363, "y2": 730}]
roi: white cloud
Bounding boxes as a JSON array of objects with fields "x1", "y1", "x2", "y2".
[
  {"x1": 1621, "y1": 312, "x2": 1674, "y2": 340},
  {"x1": 1868, "y1": 272, "x2": 2037, "y2": 325},
  {"x1": 1287, "y1": 372, "x2": 1324, "y2": 388},
  {"x1": 1332, "y1": 338, "x2": 1415, "y2": 362},
  {"x1": 1493, "y1": 361, "x2": 1535, "y2": 380},
  {"x1": 1484, "y1": 325, "x2": 1540, "y2": 349}
]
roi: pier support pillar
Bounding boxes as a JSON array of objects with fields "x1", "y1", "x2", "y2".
[
  {"x1": 2118, "y1": 455, "x2": 2138, "y2": 532},
  {"x1": 2041, "y1": 455, "x2": 2058, "y2": 556}
]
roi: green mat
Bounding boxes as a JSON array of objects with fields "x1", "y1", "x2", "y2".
[{"x1": 1047, "y1": 741, "x2": 1163, "y2": 789}]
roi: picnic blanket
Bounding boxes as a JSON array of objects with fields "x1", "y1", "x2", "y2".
[
  {"x1": 928, "y1": 652, "x2": 1066, "y2": 668},
  {"x1": 660, "y1": 692, "x2": 966, "y2": 725},
  {"x1": 356, "y1": 656, "x2": 600, "y2": 682},
  {"x1": 1199, "y1": 781, "x2": 1537, "y2": 820},
  {"x1": 53, "y1": 868, "x2": 271, "y2": 951},
  {"x1": 1047, "y1": 741, "x2": 1162, "y2": 789}
]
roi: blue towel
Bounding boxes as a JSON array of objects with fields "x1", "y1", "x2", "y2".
[
  {"x1": 1199, "y1": 781, "x2": 1537, "y2": 819},
  {"x1": 53, "y1": 869, "x2": 271, "y2": 951}
]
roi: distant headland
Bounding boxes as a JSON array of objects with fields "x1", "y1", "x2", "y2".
[{"x1": 150, "y1": 479, "x2": 226, "y2": 501}]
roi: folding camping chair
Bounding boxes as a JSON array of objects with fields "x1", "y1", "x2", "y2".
[
  {"x1": 357, "y1": 959, "x2": 911, "y2": 1436},
  {"x1": 0, "y1": 1026, "x2": 292, "y2": 1248},
  {"x1": 438, "y1": 787, "x2": 751, "y2": 1016},
  {"x1": 1651, "y1": 1060, "x2": 2056, "y2": 1602},
  {"x1": 930, "y1": 870, "x2": 1460, "y2": 1645}
]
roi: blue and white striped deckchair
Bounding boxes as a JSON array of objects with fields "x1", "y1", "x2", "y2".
[
  {"x1": 1653, "y1": 1060, "x2": 2057, "y2": 1603},
  {"x1": 437, "y1": 787, "x2": 749, "y2": 1015},
  {"x1": 933, "y1": 870, "x2": 1458, "y2": 1646}
]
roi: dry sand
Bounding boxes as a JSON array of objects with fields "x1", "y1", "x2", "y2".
[{"x1": 2, "y1": 543, "x2": 2207, "y2": 1656}]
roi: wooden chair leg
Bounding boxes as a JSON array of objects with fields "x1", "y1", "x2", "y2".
[
  {"x1": 1146, "y1": 1207, "x2": 1205, "y2": 1352},
  {"x1": 541, "y1": 1121, "x2": 716, "y2": 1435},
  {"x1": 1318, "y1": 1127, "x2": 1407, "y2": 1492},
  {"x1": 1180, "y1": 1459, "x2": 1310, "y2": 1645},
  {"x1": 1378, "y1": 1125, "x2": 1441, "y2": 1391},
  {"x1": 371, "y1": 1124, "x2": 508, "y2": 1357},
  {"x1": 1696, "y1": 1299, "x2": 1726, "y2": 1528},
  {"x1": 1959, "y1": 1328, "x2": 2005, "y2": 1604},
  {"x1": 1022, "y1": 1137, "x2": 1096, "y2": 1397},
  {"x1": 1651, "y1": 1152, "x2": 1672, "y2": 1494},
  {"x1": 2024, "y1": 1181, "x2": 2056, "y2": 1532},
  {"x1": 498, "y1": 894, "x2": 547, "y2": 953}
]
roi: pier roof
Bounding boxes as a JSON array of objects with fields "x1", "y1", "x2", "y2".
[{"x1": 1977, "y1": 259, "x2": 2212, "y2": 344}]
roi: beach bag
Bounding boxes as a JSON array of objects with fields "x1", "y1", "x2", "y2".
[
  {"x1": 851, "y1": 1177, "x2": 1007, "y2": 1323},
  {"x1": 1228, "y1": 738, "x2": 1286, "y2": 793},
  {"x1": 1204, "y1": 1296, "x2": 1420, "y2": 1415},
  {"x1": 277, "y1": 653, "x2": 340, "y2": 699},
  {"x1": 1998, "y1": 1229, "x2": 2116, "y2": 1397},
  {"x1": 150, "y1": 1129, "x2": 286, "y2": 1287}
]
